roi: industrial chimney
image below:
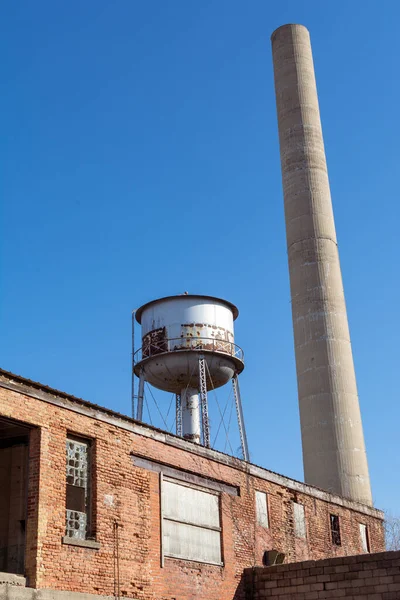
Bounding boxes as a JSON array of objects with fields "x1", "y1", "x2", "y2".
[{"x1": 271, "y1": 24, "x2": 372, "y2": 505}]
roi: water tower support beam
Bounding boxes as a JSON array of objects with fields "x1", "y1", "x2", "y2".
[
  {"x1": 176, "y1": 394, "x2": 182, "y2": 437},
  {"x1": 131, "y1": 310, "x2": 136, "y2": 419},
  {"x1": 198, "y1": 355, "x2": 210, "y2": 448},
  {"x1": 136, "y1": 368, "x2": 145, "y2": 422},
  {"x1": 232, "y1": 374, "x2": 249, "y2": 461}
]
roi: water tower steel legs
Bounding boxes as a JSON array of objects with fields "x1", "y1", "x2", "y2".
[
  {"x1": 198, "y1": 355, "x2": 211, "y2": 448},
  {"x1": 177, "y1": 355, "x2": 210, "y2": 446},
  {"x1": 175, "y1": 359, "x2": 248, "y2": 459},
  {"x1": 232, "y1": 374, "x2": 249, "y2": 461},
  {"x1": 136, "y1": 368, "x2": 145, "y2": 422},
  {"x1": 131, "y1": 310, "x2": 139, "y2": 419},
  {"x1": 136, "y1": 355, "x2": 247, "y2": 459},
  {"x1": 176, "y1": 393, "x2": 182, "y2": 437},
  {"x1": 271, "y1": 24, "x2": 372, "y2": 505}
]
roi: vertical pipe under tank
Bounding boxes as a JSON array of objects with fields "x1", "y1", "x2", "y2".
[{"x1": 181, "y1": 387, "x2": 201, "y2": 444}]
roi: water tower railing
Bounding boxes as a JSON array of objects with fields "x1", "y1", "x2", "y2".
[{"x1": 133, "y1": 336, "x2": 244, "y2": 365}]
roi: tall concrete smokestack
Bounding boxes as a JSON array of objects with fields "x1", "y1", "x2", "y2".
[{"x1": 271, "y1": 24, "x2": 372, "y2": 505}]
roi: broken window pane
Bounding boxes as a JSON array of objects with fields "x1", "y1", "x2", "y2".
[
  {"x1": 66, "y1": 439, "x2": 88, "y2": 488},
  {"x1": 330, "y1": 514, "x2": 341, "y2": 546},
  {"x1": 66, "y1": 509, "x2": 87, "y2": 539},
  {"x1": 65, "y1": 438, "x2": 90, "y2": 540}
]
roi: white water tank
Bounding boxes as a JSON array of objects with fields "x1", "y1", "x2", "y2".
[{"x1": 134, "y1": 294, "x2": 244, "y2": 394}]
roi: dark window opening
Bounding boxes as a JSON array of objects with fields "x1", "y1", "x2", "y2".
[
  {"x1": 65, "y1": 437, "x2": 91, "y2": 540},
  {"x1": 330, "y1": 514, "x2": 341, "y2": 546},
  {"x1": 0, "y1": 417, "x2": 31, "y2": 575}
]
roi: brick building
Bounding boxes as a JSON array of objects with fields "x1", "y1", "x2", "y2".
[{"x1": 0, "y1": 368, "x2": 384, "y2": 600}]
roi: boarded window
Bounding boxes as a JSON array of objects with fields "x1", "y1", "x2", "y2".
[
  {"x1": 255, "y1": 491, "x2": 269, "y2": 528},
  {"x1": 65, "y1": 437, "x2": 90, "y2": 540},
  {"x1": 162, "y1": 478, "x2": 222, "y2": 565},
  {"x1": 293, "y1": 502, "x2": 306, "y2": 538},
  {"x1": 330, "y1": 514, "x2": 341, "y2": 546},
  {"x1": 359, "y1": 523, "x2": 370, "y2": 552}
]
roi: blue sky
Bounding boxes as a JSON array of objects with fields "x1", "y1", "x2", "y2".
[{"x1": 1, "y1": 1, "x2": 398, "y2": 515}]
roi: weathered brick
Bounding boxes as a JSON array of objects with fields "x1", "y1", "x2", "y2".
[{"x1": 0, "y1": 372, "x2": 389, "y2": 600}]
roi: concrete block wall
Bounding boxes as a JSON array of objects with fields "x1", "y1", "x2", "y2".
[
  {"x1": 0, "y1": 584, "x2": 112, "y2": 600},
  {"x1": 0, "y1": 372, "x2": 386, "y2": 600},
  {"x1": 244, "y1": 550, "x2": 400, "y2": 600}
]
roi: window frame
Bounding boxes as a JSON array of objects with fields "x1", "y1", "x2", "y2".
[
  {"x1": 255, "y1": 490, "x2": 269, "y2": 529},
  {"x1": 329, "y1": 513, "x2": 341, "y2": 546},
  {"x1": 160, "y1": 475, "x2": 223, "y2": 566},
  {"x1": 359, "y1": 523, "x2": 370, "y2": 553},
  {"x1": 293, "y1": 501, "x2": 307, "y2": 539},
  {"x1": 65, "y1": 434, "x2": 93, "y2": 541}
]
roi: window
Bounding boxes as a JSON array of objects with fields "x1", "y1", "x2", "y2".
[
  {"x1": 255, "y1": 491, "x2": 269, "y2": 528},
  {"x1": 293, "y1": 502, "x2": 306, "y2": 538},
  {"x1": 162, "y1": 477, "x2": 222, "y2": 565},
  {"x1": 359, "y1": 523, "x2": 370, "y2": 552},
  {"x1": 330, "y1": 514, "x2": 341, "y2": 546},
  {"x1": 65, "y1": 437, "x2": 91, "y2": 540}
]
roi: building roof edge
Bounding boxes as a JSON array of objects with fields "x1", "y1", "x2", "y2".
[{"x1": 0, "y1": 367, "x2": 383, "y2": 520}]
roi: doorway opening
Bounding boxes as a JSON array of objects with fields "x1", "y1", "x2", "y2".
[{"x1": 0, "y1": 416, "x2": 30, "y2": 575}]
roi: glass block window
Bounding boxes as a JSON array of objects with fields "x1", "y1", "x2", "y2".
[
  {"x1": 65, "y1": 437, "x2": 90, "y2": 540},
  {"x1": 66, "y1": 509, "x2": 87, "y2": 539}
]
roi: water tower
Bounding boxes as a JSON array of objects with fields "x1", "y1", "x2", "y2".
[{"x1": 132, "y1": 294, "x2": 249, "y2": 460}]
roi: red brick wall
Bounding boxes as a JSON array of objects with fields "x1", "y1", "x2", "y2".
[
  {"x1": 0, "y1": 379, "x2": 385, "y2": 600},
  {"x1": 244, "y1": 550, "x2": 400, "y2": 599}
]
